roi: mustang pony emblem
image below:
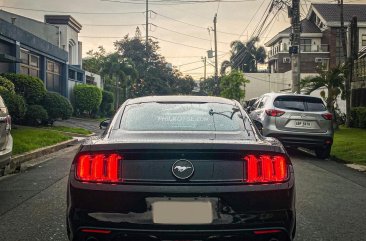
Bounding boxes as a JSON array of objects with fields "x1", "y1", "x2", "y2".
[{"x1": 174, "y1": 166, "x2": 192, "y2": 172}]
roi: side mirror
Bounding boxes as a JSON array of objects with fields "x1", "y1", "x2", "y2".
[
  {"x1": 252, "y1": 120, "x2": 263, "y2": 134},
  {"x1": 99, "y1": 119, "x2": 111, "y2": 129}
]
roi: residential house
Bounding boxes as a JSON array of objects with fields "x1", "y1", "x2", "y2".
[
  {"x1": 0, "y1": 10, "x2": 87, "y2": 98},
  {"x1": 265, "y1": 3, "x2": 366, "y2": 74},
  {"x1": 265, "y1": 19, "x2": 329, "y2": 74}
]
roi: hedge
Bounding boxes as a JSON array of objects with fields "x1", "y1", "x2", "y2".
[
  {"x1": 24, "y1": 105, "x2": 48, "y2": 126},
  {"x1": 351, "y1": 107, "x2": 366, "y2": 129},
  {"x1": 100, "y1": 90, "x2": 114, "y2": 117},
  {"x1": 42, "y1": 92, "x2": 73, "y2": 123},
  {"x1": 73, "y1": 84, "x2": 102, "y2": 116},
  {"x1": 0, "y1": 76, "x2": 15, "y2": 93},
  {"x1": 1, "y1": 73, "x2": 46, "y2": 104},
  {"x1": 0, "y1": 88, "x2": 26, "y2": 124}
]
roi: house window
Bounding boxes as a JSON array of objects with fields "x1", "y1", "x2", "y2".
[
  {"x1": 362, "y1": 34, "x2": 366, "y2": 46},
  {"x1": 300, "y1": 39, "x2": 312, "y2": 52},
  {"x1": 20, "y1": 49, "x2": 39, "y2": 77},
  {"x1": 46, "y1": 60, "x2": 61, "y2": 93}
]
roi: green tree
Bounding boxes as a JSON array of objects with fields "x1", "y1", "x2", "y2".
[
  {"x1": 83, "y1": 46, "x2": 107, "y2": 74},
  {"x1": 199, "y1": 77, "x2": 216, "y2": 96},
  {"x1": 220, "y1": 70, "x2": 250, "y2": 101},
  {"x1": 221, "y1": 37, "x2": 266, "y2": 74}
]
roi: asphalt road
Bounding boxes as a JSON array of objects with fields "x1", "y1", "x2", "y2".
[{"x1": 0, "y1": 146, "x2": 365, "y2": 241}]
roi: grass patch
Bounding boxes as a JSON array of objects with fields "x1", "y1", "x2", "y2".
[
  {"x1": 331, "y1": 126, "x2": 366, "y2": 165},
  {"x1": 46, "y1": 126, "x2": 92, "y2": 135},
  {"x1": 12, "y1": 126, "x2": 72, "y2": 155}
]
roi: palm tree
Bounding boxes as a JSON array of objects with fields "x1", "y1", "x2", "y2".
[
  {"x1": 221, "y1": 37, "x2": 267, "y2": 75},
  {"x1": 301, "y1": 66, "x2": 345, "y2": 127}
]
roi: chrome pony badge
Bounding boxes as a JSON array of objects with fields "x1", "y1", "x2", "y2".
[{"x1": 172, "y1": 160, "x2": 194, "y2": 180}]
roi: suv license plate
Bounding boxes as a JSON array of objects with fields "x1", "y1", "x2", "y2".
[
  {"x1": 295, "y1": 121, "x2": 312, "y2": 128},
  {"x1": 152, "y1": 201, "x2": 213, "y2": 224}
]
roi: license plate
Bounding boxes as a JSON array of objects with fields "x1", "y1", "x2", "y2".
[
  {"x1": 152, "y1": 201, "x2": 213, "y2": 224},
  {"x1": 295, "y1": 121, "x2": 312, "y2": 128}
]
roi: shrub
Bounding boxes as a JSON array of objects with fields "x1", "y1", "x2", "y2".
[
  {"x1": 42, "y1": 92, "x2": 73, "y2": 123},
  {"x1": 73, "y1": 84, "x2": 102, "y2": 116},
  {"x1": 24, "y1": 105, "x2": 48, "y2": 126},
  {"x1": 0, "y1": 76, "x2": 15, "y2": 93},
  {"x1": 100, "y1": 90, "x2": 115, "y2": 117},
  {"x1": 1, "y1": 73, "x2": 46, "y2": 104},
  {"x1": 0, "y1": 88, "x2": 26, "y2": 124},
  {"x1": 351, "y1": 107, "x2": 366, "y2": 129}
]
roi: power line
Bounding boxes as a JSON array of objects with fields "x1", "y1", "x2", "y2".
[
  {"x1": 152, "y1": 11, "x2": 244, "y2": 36},
  {"x1": 151, "y1": 36, "x2": 226, "y2": 52},
  {"x1": 0, "y1": 5, "x2": 144, "y2": 15},
  {"x1": 101, "y1": 0, "x2": 255, "y2": 5},
  {"x1": 151, "y1": 23, "x2": 230, "y2": 44}
]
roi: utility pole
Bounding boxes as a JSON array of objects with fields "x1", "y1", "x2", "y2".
[
  {"x1": 146, "y1": 0, "x2": 149, "y2": 51},
  {"x1": 202, "y1": 56, "x2": 207, "y2": 81},
  {"x1": 213, "y1": 14, "x2": 219, "y2": 95},
  {"x1": 145, "y1": 0, "x2": 149, "y2": 80},
  {"x1": 339, "y1": 0, "x2": 350, "y2": 126},
  {"x1": 348, "y1": 16, "x2": 358, "y2": 122},
  {"x1": 290, "y1": 0, "x2": 301, "y2": 93}
]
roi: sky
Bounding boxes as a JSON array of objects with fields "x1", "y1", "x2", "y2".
[{"x1": 0, "y1": 0, "x2": 319, "y2": 79}]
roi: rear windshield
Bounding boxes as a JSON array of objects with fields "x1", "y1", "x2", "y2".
[
  {"x1": 120, "y1": 102, "x2": 245, "y2": 132},
  {"x1": 274, "y1": 96, "x2": 326, "y2": 112}
]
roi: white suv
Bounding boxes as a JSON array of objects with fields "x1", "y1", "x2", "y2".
[{"x1": 248, "y1": 93, "x2": 334, "y2": 159}]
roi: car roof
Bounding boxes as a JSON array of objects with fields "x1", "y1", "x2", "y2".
[
  {"x1": 261, "y1": 92, "x2": 322, "y2": 99},
  {"x1": 126, "y1": 95, "x2": 237, "y2": 105}
]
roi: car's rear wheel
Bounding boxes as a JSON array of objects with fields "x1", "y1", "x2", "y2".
[{"x1": 315, "y1": 146, "x2": 331, "y2": 159}]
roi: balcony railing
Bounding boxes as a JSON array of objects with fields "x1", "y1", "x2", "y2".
[{"x1": 268, "y1": 44, "x2": 329, "y2": 58}]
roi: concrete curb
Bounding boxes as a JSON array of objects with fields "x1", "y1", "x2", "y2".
[
  {"x1": 331, "y1": 155, "x2": 366, "y2": 172},
  {"x1": 5, "y1": 138, "x2": 79, "y2": 174}
]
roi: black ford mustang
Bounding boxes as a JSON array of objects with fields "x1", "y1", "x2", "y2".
[{"x1": 67, "y1": 96, "x2": 296, "y2": 241}]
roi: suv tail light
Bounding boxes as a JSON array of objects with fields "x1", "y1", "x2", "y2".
[
  {"x1": 244, "y1": 154, "x2": 288, "y2": 183},
  {"x1": 265, "y1": 109, "x2": 285, "y2": 117},
  {"x1": 322, "y1": 113, "x2": 333, "y2": 120},
  {"x1": 75, "y1": 153, "x2": 123, "y2": 183},
  {"x1": 5, "y1": 115, "x2": 11, "y2": 131}
]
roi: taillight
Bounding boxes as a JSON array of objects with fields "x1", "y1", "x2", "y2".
[
  {"x1": 322, "y1": 113, "x2": 333, "y2": 120},
  {"x1": 243, "y1": 154, "x2": 288, "y2": 183},
  {"x1": 265, "y1": 109, "x2": 285, "y2": 117},
  {"x1": 5, "y1": 115, "x2": 11, "y2": 131},
  {"x1": 75, "y1": 153, "x2": 123, "y2": 183}
]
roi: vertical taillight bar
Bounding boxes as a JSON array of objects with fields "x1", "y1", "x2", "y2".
[
  {"x1": 244, "y1": 154, "x2": 288, "y2": 183},
  {"x1": 75, "y1": 153, "x2": 122, "y2": 183}
]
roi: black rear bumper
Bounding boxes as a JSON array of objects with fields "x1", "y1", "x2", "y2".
[
  {"x1": 67, "y1": 177, "x2": 296, "y2": 241},
  {"x1": 267, "y1": 133, "x2": 333, "y2": 149}
]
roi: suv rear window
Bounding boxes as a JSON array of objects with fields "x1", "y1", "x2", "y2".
[
  {"x1": 274, "y1": 96, "x2": 326, "y2": 112},
  {"x1": 120, "y1": 102, "x2": 245, "y2": 132}
]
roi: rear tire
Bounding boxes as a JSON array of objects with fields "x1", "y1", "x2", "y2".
[{"x1": 315, "y1": 146, "x2": 331, "y2": 159}]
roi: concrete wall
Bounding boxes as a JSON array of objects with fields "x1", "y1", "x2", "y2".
[
  {"x1": 55, "y1": 25, "x2": 80, "y2": 65},
  {"x1": 243, "y1": 72, "x2": 317, "y2": 100},
  {"x1": 359, "y1": 27, "x2": 366, "y2": 50},
  {"x1": 85, "y1": 71, "x2": 103, "y2": 89},
  {"x1": 0, "y1": 10, "x2": 59, "y2": 46}
]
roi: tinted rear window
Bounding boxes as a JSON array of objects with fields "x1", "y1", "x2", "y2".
[
  {"x1": 120, "y1": 102, "x2": 245, "y2": 132},
  {"x1": 274, "y1": 96, "x2": 326, "y2": 112}
]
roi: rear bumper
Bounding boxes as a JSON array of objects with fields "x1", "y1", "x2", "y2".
[
  {"x1": 67, "y1": 176, "x2": 296, "y2": 241},
  {"x1": 0, "y1": 134, "x2": 12, "y2": 169},
  {"x1": 264, "y1": 129, "x2": 333, "y2": 148}
]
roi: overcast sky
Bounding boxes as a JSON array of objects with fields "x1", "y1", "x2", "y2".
[{"x1": 0, "y1": 0, "x2": 315, "y2": 78}]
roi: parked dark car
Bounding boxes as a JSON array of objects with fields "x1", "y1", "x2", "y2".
[
  {"x1": 0, "y1": 95, "x2": 12, "y2": 174},
  {"x1": 67, "y1": 96, "x2": 296, "y2": 241},
  {"x1": 248, "y1": 93, "x2": 333, "y2": 159}
]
